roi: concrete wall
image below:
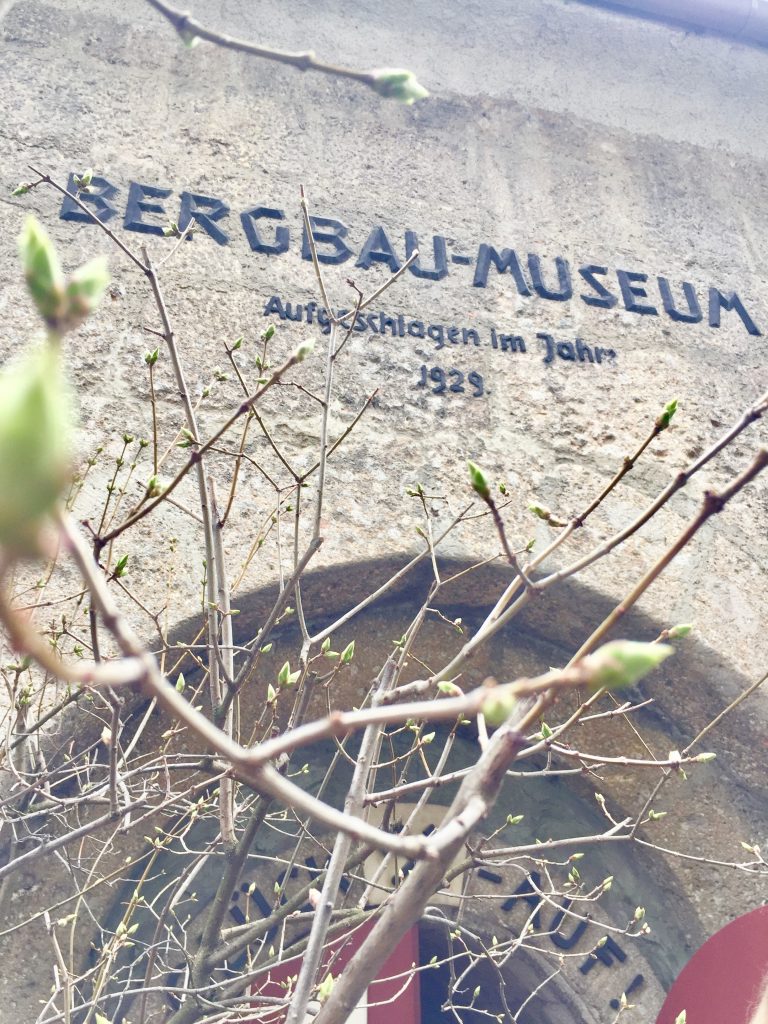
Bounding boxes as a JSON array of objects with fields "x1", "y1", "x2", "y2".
[{"x1": 1, "y1": 1, "x2": 768, "y2": 1020}]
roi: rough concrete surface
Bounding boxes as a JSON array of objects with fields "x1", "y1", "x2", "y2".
[{"x1": 0, "y1": 1, "x2": 767, "y2": 1021}]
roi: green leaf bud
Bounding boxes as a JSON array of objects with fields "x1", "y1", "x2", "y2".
[
  {"x1": 0, "y1": 343, "x2": 72, "y2": 553},
  {"x1": 340, "y1": 640, "x2": 355, "y2": 664},
  {"x1": 19, "y1": 216, "x2": 65, "y2": 329},
  {"x1": 177, "y1": 24, "x2": 199, "y2": 47},
  {"x1": 175, "y1": 673, "x2": 185, "y2": 693},
  {"x1": 63, "y1": 256, "x2": 109, "y2": 331},
  {"x1": 19, "y1": 220, "x2": 111, "y2": 334},
  {"x1": 293, "y1": 338, "x2": 315, "y2": 363},
  {"x1": 231, "y1": 336, "x2": 243, "y2": 350},
  {"x1": 467, "y1": 460, "x2": 490, "y2": 499},
  {"x1": 276, "y1": 660, "x2": 300, "y2": 687},
  {"x1": 482, "y1": 690, "x2": 517, "y2": 727},
  {"x1": 692, "y1": 751, "x2": 717, "y2": 763},
  {"x1": 675, "y1": 1012, "x2": 687, "y2": 1024},
  {"x1": 146, "y1": 475, "x2": 163, "y2": 498},
  {"x1": 528, "y1": 503, "x2": 567, "y2": 527},
  {"x1": 583, "y1": 640, "x2": 673, "y2": 691},
  {"x1": 437, "y1": 681, "x2": 463, "y2": 696},
  {"x1": 668, "y1": 623, "x2": 693, "y2": 639},
  {"x1": 370, "y1": 67, "x2": 429, "y2": 104},
  {"x1": 658, "y1": 398, "x2": 679, "y2": 430},
  {"x1": 506, "y1": 814, "x2": 524, "y2": 825},
  {"x1": 12, "y1": 182, "x2": 32, "y2": 197},
  {"x1": 261, "y1": 323, "x2": 276, "y2": 342}
]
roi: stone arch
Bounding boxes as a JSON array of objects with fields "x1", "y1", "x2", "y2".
[{"x1": 3, "y1": 556, "x2": 766, "y2": 1023}]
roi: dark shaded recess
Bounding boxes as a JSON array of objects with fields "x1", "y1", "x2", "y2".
[{"x1": 418, "y1": 915, "x2": 586, "y2": 1024}]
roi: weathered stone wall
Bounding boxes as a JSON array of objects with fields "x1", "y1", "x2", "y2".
[{"x1": 1, "y1": 1, "x2": 768, "y2": 1021}]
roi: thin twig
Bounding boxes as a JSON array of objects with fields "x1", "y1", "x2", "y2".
[
  {"x1": 145, "y1": 0, "x2": 381, "y2": 89},
  {"x1": 28, "y1": 166, "x2": 145, "y2": 271}
]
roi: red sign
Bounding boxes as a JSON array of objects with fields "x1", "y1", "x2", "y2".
[
  {"x1": 249, "y1": 920, "x2": 420, "y2": 1024},
  {"x1": 656, "y1": 905, "x2": 768, "y2": 1023}
]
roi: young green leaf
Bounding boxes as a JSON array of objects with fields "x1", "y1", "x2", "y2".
[
  {"x1": 277, "y1": 661, "x2": 291, "y2": 686},
  {"x1": 73, "y1": 168, "x2": 93, "y2": 190},
  {"x1": 658, "y1": 398, "x2": 679, "y2": 431},
  {"x1": 316, "y1": 974, "x2": 335, "y2": 1003},
  {"x1": 370, "y1": 67, "x2": 429, "y2": 104},
  {"x1": 113, "y1": 554, "x2": 129, "y2": 579}
]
